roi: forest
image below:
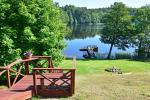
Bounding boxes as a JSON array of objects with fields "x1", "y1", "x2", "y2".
[
  {"x1": 61, "y1": 5, "x2": 109, "y2": 24},
  {"x1": 60, "y1": 3, "x2": 150, "y2": 59},
  {"x1": 0, "y1": 1, "x2": 150, "y2": 66},
  {"x1": 60, "y1": 5, "x2": 136, "y2": 25}
]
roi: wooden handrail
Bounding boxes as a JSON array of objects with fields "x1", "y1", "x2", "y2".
[
  {"x1": 0, "y1": 70, "x2": 6, "y2": 76},
  {"x1": 32, "y1": 68, "x2": 76, "y2": 71},
  {"x1": 4, "y1": 56, "x2": 51, "y2": 69},
  {"x1": 9, "y1": 69, "x2": 25, "y2": 76},
  {"x1": 0, "y1": 67, "x2": 7, "y2": 70},
  {"x1": 0, "y1": 56, "x2": 54, "y2": 88},
  {"x1": 32, "y1": 56, "x2": 51, "y2": 58},
  {"x1": 32, "y1": 68, "x2": 76, "y2": 96},
  {"x1": 12, "y1": 66, "x2": 23, "y2": 86}
]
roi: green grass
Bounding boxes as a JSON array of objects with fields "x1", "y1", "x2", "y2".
[
  {"x1": 59, "y1": 59, "x2": 150, "y2": 74},
  {"x1": 57, "y1": 59, "x2": 150, "y2": 100}
]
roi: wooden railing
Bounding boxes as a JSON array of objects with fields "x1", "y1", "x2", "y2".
[
  {"x1": 32, "y1": 68, "x2": 76, "y2": 96},
  {"x1": 0, "y1": 56, "x2": 53, "y2": 88}
]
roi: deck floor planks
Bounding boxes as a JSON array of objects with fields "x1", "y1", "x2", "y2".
[{"x1": 0, "y1": 74, "x2": 71, "y2": 100}]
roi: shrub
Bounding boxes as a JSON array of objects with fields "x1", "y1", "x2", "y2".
[{"x1": 115, "y1": 52, "x2": 132, "y2": 59}]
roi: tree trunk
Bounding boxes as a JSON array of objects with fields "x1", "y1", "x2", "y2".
[
  {"x1": 137, "y1": 40, "x2": 142, "y2": 59},
  {"x1": 107, "y1": 42, "x2": 114, "y2": 59}
]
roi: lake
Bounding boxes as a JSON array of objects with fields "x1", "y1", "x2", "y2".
[{"x1": 63, "y1": 24, "x2": 135, "y2": 59}]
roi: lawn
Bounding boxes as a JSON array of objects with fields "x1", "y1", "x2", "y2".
[
  {"x1": 57, "y1": 59, "x2": 150, "y2": 100},
  {"x1": 60, "y1": 59, "x2": 150, "y2": 74},
  {"x1": 7, "y1": 59, "x2": 149, "y2": 100}
]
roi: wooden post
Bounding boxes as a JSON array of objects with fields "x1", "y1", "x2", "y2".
[
  {"x1": 6, "y1": 68, "x2": 11, "y2": 88},
  {"x1": 72, "y1": 56, "x2": 76, "y2": 68},
  {"x1": 33, "y1": 70, "x2": 37, "y2": 95},
  {"x1": 40, "y1": 78, "x2": 44, "y2": 89},
  {"x1": 70, "y1": 70, "x2": 75, "y2": 95},
  {"x1": 48, "y1": 57, "x2": 53, "y2": 68},
  {"x1": 24, "y1": 62, "x2": 29, "y2": 75},
  {"x1": 72, "y1": 70, "x2": 75, "y2": 94},
  {"x1": 48, "y1": 57, "x2": 53, "y2": 73}
]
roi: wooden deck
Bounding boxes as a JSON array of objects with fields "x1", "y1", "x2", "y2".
[
  {"x1": 0, "y1": 75, "x2": 33, "y2": 100},
  {"x1": 0, "y1": 56, "x2": 76, "y2": 100},
  {"x1": 0, "y1": 74, "x2": 73, "y2": 100}
]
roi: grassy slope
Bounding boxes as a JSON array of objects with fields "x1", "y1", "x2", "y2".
[
  {"x1": 58, "y1": 59, "x2": 150, "y2": 100},
  {"x1": 60, "y1": 59, "x2": 150, "y2": 74}
]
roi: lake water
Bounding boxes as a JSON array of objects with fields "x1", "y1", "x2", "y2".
[{"x1": 63, "y1": 24, "x2": 135, "y2": 59}]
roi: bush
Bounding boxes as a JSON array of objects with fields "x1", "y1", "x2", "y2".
[{"x1": 115, "y1": 52, "x2": 132, "y2": 59}]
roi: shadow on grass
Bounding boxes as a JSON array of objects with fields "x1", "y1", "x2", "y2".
[
  {"x1": 66, "y1": 57, "x2": 150, "y2": 63},
  {"x1": 127, "y1": 59, "x2": 150, "y2": 63}
]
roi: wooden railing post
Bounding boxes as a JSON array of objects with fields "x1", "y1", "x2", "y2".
[
  {"x1": 48, "y1": 57, "x2": 53, "y2": 68},
  {"x1": 33, "y1": 70, "x2": 37, "y2": 95},
  {"x1": 6, "y1": 68, "x2": 11, "y2": 88},
  {"x1": 72, "y1": 56, "x2": 76, "y2": 68},
  {"x1": 70, "y1": 69, "x2": 75, "y2": 95},
  {"x1": 24, "y1": 62, "x2": 29, "y2": 75}
]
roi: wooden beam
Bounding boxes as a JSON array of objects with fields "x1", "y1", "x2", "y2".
[
  {"x1": 72, "y1": 56, "x2": 76, "y2": 68},
  {"x1": 0, "y1": 70, "x2": 6, "y2": 76},
  {"x1": 72, "y1": 70, "x2": 75, "y2": 94},
  {"x1": 12, "y1": 66, "x2": 23, "y2": 86},
  {"x1": 33, "y1": 70, "x2": 37, "y2": 95},
  {"x1": 48, "y1": 57, "x2": 53, "y2": 68},
  {"x1": 32, "y1": 56, "x2": 51, "y2": 59},
  {"x1": 6, "y1": 69, "x2": 11, "y2": 88},
  {"x1": 70, "y1": 70, "x2": 75, "y2": 95},
  {"x1": 20, "y1": 58, "x2": 38, "y2": 62},
  {"x1": 6, "y1": 59, "x2": 21, "y2": 69},
  {"x1": 24, "y1": 62, "x2": 29, "y2": 75},
  {"x1": 0, "y1": 67, "x2": 7, "y2": 70},
  {"x1": 9, "y1": 69, "x2": 24, "y2": 76},
  {"x1": 34, "y1": 68, "x2": 75, "y2": 70}
]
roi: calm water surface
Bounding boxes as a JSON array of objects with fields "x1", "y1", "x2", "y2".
[{"x1": 64, "y1": 25, "x2": 135, "y2": 59}]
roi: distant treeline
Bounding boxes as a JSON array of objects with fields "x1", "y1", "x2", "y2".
[
  {"x1": 61, "y1": 5, "x2": 109, "y2": 24},
  {"x1": 60, "y1": 5, "x2": 136, "y2": 25}
]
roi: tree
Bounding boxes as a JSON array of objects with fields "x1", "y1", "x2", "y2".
[
  {"x1": 62, "y1": 5, "x2": 108, "y2": 25},
  {"x1": 132, "y1": 7, "x2": 150, "y2": 58},
  {"x1": 101, "y1": 2, "x2": 133, "y2": 59},
  {"x1": 0, "y1": 0, "x2": 66, "y2": 66}
]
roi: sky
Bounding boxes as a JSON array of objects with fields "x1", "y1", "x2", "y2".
[{"x1": 53, "y1": 0, "x2": 150, "y2": 8}]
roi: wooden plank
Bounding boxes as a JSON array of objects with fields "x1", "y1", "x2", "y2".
[
  {"x1": 20, "y1": 58, "x2": 38, "y2": 62},
  {"x1": 0, "y1": 70, "x2": 6, "y2": 76},
  {"x1": 12, "y1": 66, "x2": 23, "y2": 86},
  {"x1": 33, "y1": 68, "x2": 76, "y2": 71},
  {"x1": 6, "y1": 59, "x2": 21, "y2": 68},
  {"x1": 9, "y1": 69, "x2": 24, "y2": 76},
  {"x1": 0, "y1": 67, "x2": 7, "y2": 70},
  {"x1": 32, "y1": 56, "x2": 50, "y2": 58},
  {"x1": 0, "y1": 72, "x2": 74, "y2": 99},
  {"x1": 24, "y1": 62, "x2": 29, "y2": 75},
  {"x1": 6, "y1": 69, "x2": 11, "y2": 88}
]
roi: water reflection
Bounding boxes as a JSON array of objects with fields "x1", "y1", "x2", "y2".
[
  {"x1": 65, "y1": 24, "x2": 103, "y2": 40},
  {"x1": 64, "y1": 25, "x2": 135, "y2": 59}
]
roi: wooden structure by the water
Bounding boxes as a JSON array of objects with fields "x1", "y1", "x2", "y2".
[
  {"x1": 79, "y1": 45, "x2": 98, "y2": 58},
  {"x1": 0, "y1": 56, "x2": 76, "y2": 100}
]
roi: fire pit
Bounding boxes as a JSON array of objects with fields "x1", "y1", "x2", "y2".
[{"x1": 105, "y1": 67, "x2": 122, "y2": 74}]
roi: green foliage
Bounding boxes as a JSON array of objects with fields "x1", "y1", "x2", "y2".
[
  {"x1": 0, "y1": 0, "x2": 66, "y2": 66},
  {"x1": 101, "y1": 2, "x2": 133, "y2": 59},
  {"x1": 62, "y1": 5, "x2": 108, "y2": 25},
  {"x1": 132, "y1": 7, "x2": 150, "y2": 58},
  {"x1": 115, "y1": 52, "x2": 132, "y2": 59}
]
